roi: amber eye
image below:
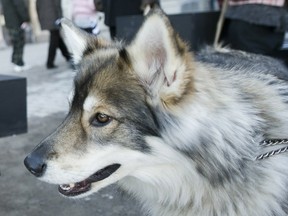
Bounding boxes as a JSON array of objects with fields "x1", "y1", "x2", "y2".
[{"x1": 91, "y1": 113, "x2": 112, "y2": 127}]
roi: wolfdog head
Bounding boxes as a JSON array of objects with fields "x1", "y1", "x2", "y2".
[{"x1": 24, "y1": 9, "x2": 195, "y2": 198}]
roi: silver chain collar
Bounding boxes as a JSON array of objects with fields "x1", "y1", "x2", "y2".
[{"x1": 256, "y1": 139, "x2": 288, "y2": 160}]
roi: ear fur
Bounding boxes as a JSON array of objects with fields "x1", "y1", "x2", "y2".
[
  {"x1": 60, "y1": 19, "x2": 89, "y2": 64},
  {"x1": 61, "y1": 19, "x2": 111, "y2": 64},
  {"x1": 128, "y1": 9, "x2": 194, "y2": 109}
]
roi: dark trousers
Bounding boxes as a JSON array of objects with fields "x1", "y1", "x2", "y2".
[
  {"x1": 109, "y1": 26, "x2": 116, "y2": 39},
  {"x1": 8, "y1": 28, "x2": 25, "y2": 66},
  {"x1": 47, "y1": 29, "x2": 70, "y2": 67},
  {"x1": 82, "y1": 27, "x2": 93, "y2": 34},
  {"x1": 222, "y1": 19, "x2": 288, "y2": 65}
]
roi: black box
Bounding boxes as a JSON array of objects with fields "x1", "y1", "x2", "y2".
[
  {"x1": 116, "y1": 12, "x2": 220, "y2": 51},
  {"x1": 0, "y1": 75, "x2": 27, "y2": 137}
]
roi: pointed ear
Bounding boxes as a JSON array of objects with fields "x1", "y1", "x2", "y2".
[
  {"x1": 60, "y1": 18, "x2": 89, "y2": 64},
  {"x1": 127, "y1": 10, "x2": 194, "y2": 109}
]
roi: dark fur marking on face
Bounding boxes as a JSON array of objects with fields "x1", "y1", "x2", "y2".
[
  {"x1": 72, "y1": 54, "x2": 159, "y2": 152},
  {"x1": 126, "y1": 104, "x2": 160, "y2": 152},
  {"x1": 133, "y1": 109, "x2": 160, "y2": 138},
  {"x1": 83, "y1": 45, "x2": 95, "y2": 57},
  {"x1": 103, "y1": 84, "x2": 160, "y2": 152},
  {"x1": 71, "y1": 57, "x2": 115, "y2": 111},
  {"x1": 118, "y1": 48, "x2": 130, "y2": 65}
]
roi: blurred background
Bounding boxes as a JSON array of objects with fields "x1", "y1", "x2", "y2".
[
  {"x1": 0, "y1": 0, "x2": 287, "y2": 216},
  {"x1": 0, "y1": 0, "x2": 218, "y2": 48}
]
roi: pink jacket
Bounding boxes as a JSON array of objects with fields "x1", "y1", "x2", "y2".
[{"x1": 72, "y1": 0, "x2": 97, "y2": 28}]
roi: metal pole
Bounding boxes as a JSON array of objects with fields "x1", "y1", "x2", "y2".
[{"x1": 214, "y1": 0, "x2": 228, "y2": 47}]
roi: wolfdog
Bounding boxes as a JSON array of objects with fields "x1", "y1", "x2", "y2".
[{"x1": 24, "y1": 9, "x2": 288, "y2": 216}]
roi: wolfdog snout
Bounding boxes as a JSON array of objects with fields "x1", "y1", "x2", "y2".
[{"x1": 24, "y1": 143, "x2": 48, "y2": 177}]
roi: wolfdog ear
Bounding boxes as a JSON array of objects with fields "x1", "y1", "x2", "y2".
[
  {"x1": 127, "y1": 9, "x2": 193, "y2": 108},
  {"x1": 60, "y1": 19, "x2": 89, "y2": 64},
  {"x1": 61, "y1": 19, "x2": 111, "y2": 65}
]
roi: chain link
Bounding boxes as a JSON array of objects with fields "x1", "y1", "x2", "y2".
[
  {"x1": 259, "y1": 139, "x2": 288, "y2": 147},
  {"x1": 256, "y1": 139, "x2": 288, "y2": 160}
]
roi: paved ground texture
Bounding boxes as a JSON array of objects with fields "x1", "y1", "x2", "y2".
[{"x1": 0, "y1": 42, "x2": 143, "y2": 216}]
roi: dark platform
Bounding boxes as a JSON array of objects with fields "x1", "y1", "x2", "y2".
[
  {"x1": 116, "y1": 12, "x2": 220, "y2": 51},
  {"x1": 0, "y1": 75, "x2": 27, "y2": 137}
]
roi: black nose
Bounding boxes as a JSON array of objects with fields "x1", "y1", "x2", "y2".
[
  {"x1": 24, "y1": 141, "x2": 50, "y2": 177},
  {"x1": 24, "y1": 155, "x2": 47, "y2": 177}
]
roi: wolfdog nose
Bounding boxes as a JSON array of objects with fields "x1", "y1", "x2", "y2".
[{"x1": 24, "y1": 154, "x2": 47, "y2": 177}]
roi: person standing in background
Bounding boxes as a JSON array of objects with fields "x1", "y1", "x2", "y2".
[
  {"x1": 141, "y1": 0, "x2": 159, "y2": 15},
  {"x1": 1, "y1": 0, "x2": 30, "y2": 72},
  {"x1": 101, "y1": 0, "x2": 142, "y2": 39},
  {"x1": 62, "y1": 0, "x2": 100, "y2": 34},
  {"x1": 220, "y1": 0, "x2": 288, "y2": 65},
  {"x1": 73, "y1": 0, "x2": 100, "y2": 34},
  {"x1": 36, "y1": 0, "x2": 71, "y2": 69}
]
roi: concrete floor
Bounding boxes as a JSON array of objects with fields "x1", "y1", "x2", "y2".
[{"x1": 0, "y1": 42, "x2": 143, "y2": 216}]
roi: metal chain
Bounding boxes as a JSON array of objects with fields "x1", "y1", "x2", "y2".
[
  {"x1": 256, "y1": 139, "x2": 288, "y2": 160},
  {"x1": 259, "y1": 139, "x2": 288, "y2": 147},
  {"x1": 256, "y1": 146, "x2": 288, "y2": 160}
]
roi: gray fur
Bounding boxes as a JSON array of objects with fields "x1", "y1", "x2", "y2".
[{"x1": 24, "y1": 9, "x2": 288, "y2": 216}]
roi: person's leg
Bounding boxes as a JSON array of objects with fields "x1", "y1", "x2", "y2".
[
  {"x1": 82, "y1": 27, "x2": 93, "y2": 34},
  {"x1": 8, "y1": 28, "x2": 25, "y2": 66},
  {"x1": 109, "y1": 26, "x2": 116, "y2": 40},
  {"x1": 47, "y1": 29, "x2": 59, "y2": 68}
]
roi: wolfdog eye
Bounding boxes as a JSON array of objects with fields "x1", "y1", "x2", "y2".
[{"x1": 91, "y1": 113, "x2": 112, "y2": 127}]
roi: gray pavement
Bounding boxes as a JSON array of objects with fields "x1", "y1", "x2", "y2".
[{"x1": 0, "y1": 42, "x2": 142, "y2": 216}]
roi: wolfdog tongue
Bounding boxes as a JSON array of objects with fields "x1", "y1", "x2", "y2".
[
  {"x1": 58, "y1": 164, "x2": 121, "y2": 197},
  {"x1": 58, "y1": 181, "x2": 91, "y2": 197},
  {"x1": 87, "y1": 164, "x2": 121, "y2": 183}
]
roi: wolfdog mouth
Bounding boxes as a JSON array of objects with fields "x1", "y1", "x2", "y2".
[{"x1": 58, "y1": 164, "x2": 121, "y2": 197}]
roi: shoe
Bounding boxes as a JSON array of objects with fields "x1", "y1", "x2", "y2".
[
  {"x1": 47, "y1": 64, "x2": 58, "y2": 69},
  {"x1": 13, "y1": 64, "x2": 31, "y2": 72}
]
